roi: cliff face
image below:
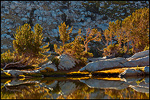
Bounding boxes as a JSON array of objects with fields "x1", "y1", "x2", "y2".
[{"x1": 1, "y1": 1, "x2": 149, "y2": 53}]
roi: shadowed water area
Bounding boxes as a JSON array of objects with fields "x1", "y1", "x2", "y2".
[{"x1": 1, "y1": 76, "x2": 149, "y2": 99}]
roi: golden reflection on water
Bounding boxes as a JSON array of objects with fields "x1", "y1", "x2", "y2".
[
  {"x1": 1, "y1": 77, "x2": 149, "y2": 99},
  {"x1": 1, "y1": 85, "x2": 52, "y2": 99},
  {"x1": 105, "y1": 87, "x2": 149, "y2": 99}
]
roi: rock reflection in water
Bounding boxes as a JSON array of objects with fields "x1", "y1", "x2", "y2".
[
  {"x1": 1, "y1": 76, "x2": 149, "y2": 99},
  {"x1": 80, "y1": 79, "x2": 128, "y2": 90}
]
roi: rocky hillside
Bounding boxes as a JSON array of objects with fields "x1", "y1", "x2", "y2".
[{"x1": 1, "y1": 1, "x2": 149, "y2": 53}]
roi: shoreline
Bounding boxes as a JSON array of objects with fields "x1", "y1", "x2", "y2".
[{"x1": 1, "y1": 66, "x2": 148, "y2": 79}]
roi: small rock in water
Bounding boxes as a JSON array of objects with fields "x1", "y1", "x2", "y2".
[{"x1": 118, "y1": 69, "x2": 143, "y2": 78}]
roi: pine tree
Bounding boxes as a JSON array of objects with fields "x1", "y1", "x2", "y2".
[
  {"x1": 114, "y1": 20, "x2": 123, "y2": 48},
  {"x1": 54, "y1": 27, "x2": 94, "y2": 64},
  {"x1": 13, "y1": 23, "x2": 49, "y2": 57},
  {"x1": 103, "y1": 29, "x2": 109, "y2": 47},
  {"x1": 130, "y1": 7, "x2": 149, "y2": 52},
  {"x1": 58, "y1": 22, "x2": 73, "y2": 46},
  {"x1": 83, "y1": 28, "x2": 102, "y2": 52},
  {"x1": 122, "y1": 7, "x2": 149, "y2": 53},
  {"x1": 108, "y1": 21, "x2": 115, "y2": 45},
  {"x1": 122, "y1": 15, "x2": 132, "y2": 54},
  {"x1": 2, "y1": 23, "x2": 50, "y2": 70},
  {"x1": 103, "y1": 7, "x2": 149, "y2": 56}
]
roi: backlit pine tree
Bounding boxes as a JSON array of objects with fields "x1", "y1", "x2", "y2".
[
  {"x1": 2, "y1": 23, "x2": 50, "y2": 70},
  {"x1": 102, "y1": 7, "x2": 149, "y2": 56},
  {"x1": 58, "y1": 22, "x2": 73, "y2": 46},
  {"x1": 83, "y1": 28, "x2": 102, "y2": 52}
]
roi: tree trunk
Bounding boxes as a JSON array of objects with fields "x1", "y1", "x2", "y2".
[
  {"x1": 3, "y1": 57, "x2": 26, "y2": 70},
  {"x1": 85, "y1": 43, "x2": 88, "y2": 52},
  {"x1": 127, "y1": 41, "x2": 129, "y2": 53},
  {"x1": 63, "y1": 41, "x2": 65, "y2": 46},
  {"x1": 132, "y1": 41, "x2": 135, "y2": 53},
  {"x1": 106, "y1": 40, "x2": 109, "y2": 47}
]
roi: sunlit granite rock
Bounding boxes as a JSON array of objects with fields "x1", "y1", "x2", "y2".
[
  {"x1": 127, "y1": 50, "x2": 149, "y2": 61},
  {"x1": 57, "y1": 54, "x2": 78, "y2": 70},
  {"x1": 80, "y1": 50, "x2": 149, "y2": 72},
  {"x1": 3, "y1": 61, "x2": 57, "y2": 77},
  {"x1": 80, "y1": 57, "x2": 126, "y2": 72},
  {"x1": 123, "y1": 56, "x2": 149, "y2": 67}
]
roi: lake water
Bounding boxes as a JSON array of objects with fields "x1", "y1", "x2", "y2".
[{"x1": 1, "y1": 76, "x2": 149, "y2": 99}]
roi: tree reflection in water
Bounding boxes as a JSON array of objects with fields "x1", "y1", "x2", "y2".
[
  {"x1": 1, "y1": 78, "x2": 149, "y2": 99},
  {"x1": 105, "y1": 87, "x2": 149, "y2": 99},
  {"x1": 1, "y1": 85, "x2": 52, "y2": 99}
]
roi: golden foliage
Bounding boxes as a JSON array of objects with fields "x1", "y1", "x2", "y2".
[
  {"x1": 54, "y1": 22, "x2": 102, "y2": 64},
  {"x1": 1, "y1": 23, "x2": 50, "y2": 70},
  {"x1": 58, "y1": 22, "x2": 73, "y2": 45},
  {"x1": 103, "y1": 7, "x2": 149, "y2": 56}
]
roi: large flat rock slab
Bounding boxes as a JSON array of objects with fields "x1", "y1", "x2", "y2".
[
  {"x1": 80, "y1": 57, "x2": 127, "y2": 72},
  {"x1": 122, "y1": 56, "x2": 149, "y2": 67},
  {"x1": 80, "y1": 50, "x2": 149, "y2": 72},
  {"x1": 127, "y1": 50, "x2": 149, "y2": 61}
]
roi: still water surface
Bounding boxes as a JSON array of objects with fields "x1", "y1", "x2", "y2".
[{"x1": 1, "y1": 76, "x2": 149, "y2": 99}]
